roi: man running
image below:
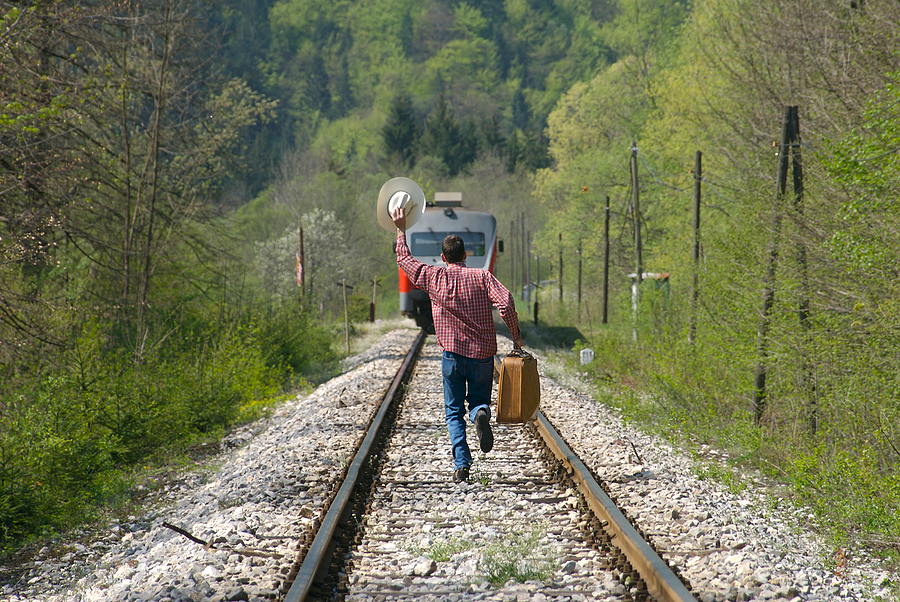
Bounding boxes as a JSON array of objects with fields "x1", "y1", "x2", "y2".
[{"x1": 391, "y1": 206, "x2": 524, "y2": 482}]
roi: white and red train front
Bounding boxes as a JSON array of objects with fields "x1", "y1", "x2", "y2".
[{"x1": 398, "y1": 194, "x2": 500, "y2": 331}]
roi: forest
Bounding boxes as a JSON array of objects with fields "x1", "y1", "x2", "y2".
[{"x1": 1, "y1": 0, "x2": 899, "y2": 571}]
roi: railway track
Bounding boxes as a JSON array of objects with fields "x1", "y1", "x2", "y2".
[
  {"x1": 10, "y1": 326, "x2": 887, "y2": 602},
  {"x1": 283, "y1": 332, "x2": 695, "y2": 602}
]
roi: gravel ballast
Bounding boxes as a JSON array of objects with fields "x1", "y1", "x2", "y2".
[{"x1": 0, "y1": 327, "x2": 893, "y2": 602}]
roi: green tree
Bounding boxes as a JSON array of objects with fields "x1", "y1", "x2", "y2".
[
  {"x1": 1, "y1": 0, "x2": 277, "y2": 365},
  {"x1": 383, "y1": 93, "x2": 420, "y2": 168},
  {"x1": 216, "y1": 0, "x2": 615, "y2": 182},
  {"x1": 420, "y1": 95, "x2": 479, "y2": 177},
  {"x1": 0, "y1": 1, "x2": 292, "y2": 547},
  {"x1": 481, "y1": 114, "x2": 505, "y2": 158},
  {"x1": 505, "y1": 130, "x2": 520, "y2": 174}
]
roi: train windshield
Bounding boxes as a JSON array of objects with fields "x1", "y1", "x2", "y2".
[{"x1": 409, "y1": 232, "x2": 486, "y2": 257}]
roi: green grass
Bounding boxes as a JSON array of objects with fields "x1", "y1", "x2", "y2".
[
  {"x1": 469, "y1": 458, "x2": 492, "y2": 486},
  {"x1": 405, "y1": 530, "x2": 476, "y2": 562},
  {"x1": 520, "y1": 300, "x2": 900, "y2": 580},
  {"x1": 692, "y1": 459, "x2": 749, "y2": 495},
  {"x1": 477, "y1": 525, "x2": 558, "y2": 585}
]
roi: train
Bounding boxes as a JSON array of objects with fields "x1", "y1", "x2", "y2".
[{"x1": 398, "y1": 192, "x2": 503, "y2": 331}]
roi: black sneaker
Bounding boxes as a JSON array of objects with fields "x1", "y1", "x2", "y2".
[
  {"x1": 475, "y1": 409, "x2": 493, "y2": 453},
  {"x1": 453, "y1": 467, "x2": 470, "y2": 482}
]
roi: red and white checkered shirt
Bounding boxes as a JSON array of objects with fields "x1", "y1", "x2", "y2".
[{"x1": 397, "y1": 232, "x2": 521, "y2": 359}]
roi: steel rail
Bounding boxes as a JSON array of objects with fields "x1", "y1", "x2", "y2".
[
  {"x1": 491, "y1": 354, "x2": 694, "y2": 602},
  {"x1": 534, "y1": 412, "x2": 695, "y2": 602},
  {"x1": 284, "y1": 329, "x2": 427, "y2": 602}
]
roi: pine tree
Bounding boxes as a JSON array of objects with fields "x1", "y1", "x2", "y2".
[
  {"x1": 420, "y1": 95, "x2": 479, "y2": 177},
  {"x1": 482, "y1": 115, "x2": 505, "y2": 157},
  {"x1": 505, "y1": 130, "x2": 520, "y2": 173},
  {"x1": 382, "y1": 93, "x2": 419, "y2": 168}
]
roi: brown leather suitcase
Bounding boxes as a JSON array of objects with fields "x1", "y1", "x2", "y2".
[{"x1": 496, "y1": 349, "x2": 540, "y2": 423}]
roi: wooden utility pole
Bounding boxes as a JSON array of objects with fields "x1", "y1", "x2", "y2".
[
  {"x1": 297, "y1": 225, "x2": 305, "y2": 296},
  {"x1": 510, "y1": 219, "x2": 516, "y2": 294},
  {"x1": 689, "y1": 151, "x2": 702, "y2": 345},
  {"x1": 520, "y1": 213, "x2": 527, "y2": 302},
  {"x1": 526, "y1": 232, "x2": 532, "y2": 303},
  {"x1": 534, "y1": 255, "x2": 540, "y2": 324},
  {"x1": 342, "y1": 279, "x2": 350, "y2": 355},
  {"x1": 369, "y1": 276, "x2": 377, "y2": 322},
  {"x1": 577, "y1": 241, "x2": 583, "y2": 321},
  {"x1": 754, "y1": 107, "x2": 793, "y2": 424},
  {"x1": 603, "y1": 195, "x2": 610, "y2": 325},
  {"x1": 791, "y1": 108, "x2": 814, "y2": 434},
  {"x1": 558, "y1": 233, "x2": 563, "y2": 302},
  {"x1": 631, "y1": 144, "x2": 642, "y2": 340}
]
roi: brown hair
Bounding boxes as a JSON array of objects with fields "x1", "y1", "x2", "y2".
[{"x1": 442, "y1": 235, "x2": 465, "y2": 263}]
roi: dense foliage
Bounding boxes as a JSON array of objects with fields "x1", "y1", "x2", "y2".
[
  {"x1": 531, "y1": 0, "x2": 900, "y2": 560},
  {"x1": 3, "y1": 0, "x2": 900, "y2": 569},
  {"x1": 0, "y1": 1, "x2": 338, "y2": 546},
  {"x1": 214, "y1": 0, "x2": 609, "y2": 190},
  {"x1": 0, "y1": 0, "x2": 588, "y2": 548}
]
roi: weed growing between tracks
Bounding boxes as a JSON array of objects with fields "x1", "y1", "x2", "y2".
[
  {"x1": 477, "y1": 524, "x2": 559, "y2": 585},
  {"x1": 402, "y1": 510, "x2": 559, "y2": 587},
  {"x1": 469, "y1": 457, "x2": 492, "y2": 486},
  {"x1": 405, "y1": 533, "x2": 476, "y2": 562}
]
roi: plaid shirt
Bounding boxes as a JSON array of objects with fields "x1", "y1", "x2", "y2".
[{"x1": 397, "y1": 232, "x2": 521, "y2": 359}]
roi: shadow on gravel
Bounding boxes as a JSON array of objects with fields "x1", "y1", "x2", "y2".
[{"x1": 494, "y1": 312, "x2": 585, "y2": 353}]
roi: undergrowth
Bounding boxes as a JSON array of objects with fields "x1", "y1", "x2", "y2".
[
  {"x1": 0, "y1": 304, "x2": 340, "y2": 552},
  {"x1": 525, "y1": 303, "x2": 900, "y2": 578}
]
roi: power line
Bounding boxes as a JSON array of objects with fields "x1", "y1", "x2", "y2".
[
  {"x1": 700, "y1": 177, "x2": 738, "y2": 206},
  {"x1": 634, "y1": 146, "x2": 691, "y2": 192},
  {"x1": 633, "y1": 144, "x2": 743, "y2": 208}
]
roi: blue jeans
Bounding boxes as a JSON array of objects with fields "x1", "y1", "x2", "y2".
[{"x1": 442, "y1": 351, "x2": 493, "y2": 470}]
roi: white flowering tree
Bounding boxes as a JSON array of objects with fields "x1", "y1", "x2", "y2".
[{"x1": 254, "y1": 208, "x2": 371, "y2": 316}]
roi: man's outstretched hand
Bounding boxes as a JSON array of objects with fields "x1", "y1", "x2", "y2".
[{"x1": 391, "y1": 206, "x2": 407, "y2": 233}]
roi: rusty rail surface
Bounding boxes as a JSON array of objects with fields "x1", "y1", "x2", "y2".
[
  {"x1": 284, "y1": 329, "x2": 427, "y2": 602},
  {"x1": 533, "y1": 412, "x2": 695, "y2": 602},
  {"x1": 492, "y1": 351, "x2": 694, "y2": 602}
]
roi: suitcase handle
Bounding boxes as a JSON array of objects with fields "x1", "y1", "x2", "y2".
[{"x1": 506, "y1": 348, "x2": 533, "y2": 360}]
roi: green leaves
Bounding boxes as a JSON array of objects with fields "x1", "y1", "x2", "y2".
[
  {"x1": 818, "y1": 73, "x2": 900, "y2": 284},
  {"x1": 383, "y1": 93, "x2": 420, "y2": 168},
  {"x1": 426, "y1": 37, "x2": 501, "y2": 92},
  {"x1": 453, "y1": 3, "x2": 489, "y2": 37},
  {"x1": 233, "y1": 0, "x2": 621, "y2": 176},
  {"x1": 0, "y1": 306, "x2": 334, "y2": 547},
  {"x1": 420, "y1": 95, "x2": 479, "y2": 177}
]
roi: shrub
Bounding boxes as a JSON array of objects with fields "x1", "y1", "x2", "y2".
[
  {"x1": 257, "y1": 303, "x2": 340, "y2": 384},
  {"x1": 0, "y1": 307, "x2": 330, "y2": 549}
]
